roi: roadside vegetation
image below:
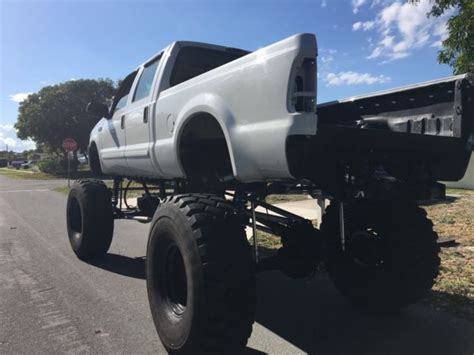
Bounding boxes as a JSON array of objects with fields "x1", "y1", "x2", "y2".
[
  {"x1": 53, "y1": 179, "x2": 142, "y2": 197},
  {"x1": 15, "y1": 79, "x2": 116, "y2": 163},
  {"x1": 0, "y1": 164, "x2": 97, "y2": 181},
  {"x1": 422, "y1": 188, "x2": 474, "y2": 320},
  {"x1": 265, "y1": 194, "x2": 311, "y2": 205},
  {"x1": 52, "y1": 185, "x2": 73, "y2": 194},
  {"x1": 0, "y1": 167, "x2": 57, "y2": 180}
]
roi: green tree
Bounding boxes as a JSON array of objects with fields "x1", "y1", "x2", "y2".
[
  {"x1": 15, "y1": 79, "x2": 116, "y2": 158},
  {"x1": 410, "y1": 0, "x2": 474, "y2": 74}
]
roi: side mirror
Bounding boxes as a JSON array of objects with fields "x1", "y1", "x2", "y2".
[{"x1": 86, "y1": 102, "x2": 109, "y2": 118}]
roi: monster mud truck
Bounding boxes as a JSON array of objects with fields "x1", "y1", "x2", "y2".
[{"x1": 66, "y1": 33, "x2": 474, "y2": 353}]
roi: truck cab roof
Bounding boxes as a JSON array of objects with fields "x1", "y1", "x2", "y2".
[{"x1": 139, "y1": 40, "x2": 250, "y2": 71}]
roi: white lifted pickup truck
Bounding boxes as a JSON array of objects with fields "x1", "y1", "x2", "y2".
[
  {"x1": 89, "y1": 33, "x2": 317, "y2": 182},
  {"x1": 67, "y1": 33, "x2": 473, "y2": 354}
]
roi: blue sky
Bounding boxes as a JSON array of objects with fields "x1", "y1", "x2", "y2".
[{"x1": 0, "y1": 0, "x2": 455, "y2": 151}]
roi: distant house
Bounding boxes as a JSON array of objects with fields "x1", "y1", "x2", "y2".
[{"x1": 445, "y1": 153, "x2": 474, "y2": 189}]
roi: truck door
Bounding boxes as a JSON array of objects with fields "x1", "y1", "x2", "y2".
[
  {"x1": 99, "y1": 71, "x2": 137, "y2": 175},
  {"x1": 124, "y1": 56, "x2": 161, "y2": 175}
]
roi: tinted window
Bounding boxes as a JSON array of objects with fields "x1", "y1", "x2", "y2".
[
  {"x1": 170, "y1": 47, "x2": 247, "y2": 87},
  {"x1": 133, "y1": 58, "x2": 160, "y2": 102},
  {"x1": 110, "y1": 71, "x2": 137, "y2": 116},
  {"x1": 115, "y1": 95, "x2": 128, "y2": 111}
]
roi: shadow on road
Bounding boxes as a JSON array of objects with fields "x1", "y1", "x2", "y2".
[
  {"x1": 253, "y1": 271, "x2": 474, "y2": 355},
  {"x1": 89, "y1": 254, "x2": 146, "y2": 279},
  {"x1": 91, "y1": 252, "x2": 473, "y2": 355}
]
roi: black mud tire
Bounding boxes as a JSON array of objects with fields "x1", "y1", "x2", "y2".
[
  {"x1": 146, "y1": 194, "x2": 255, "y2": 354},
  {"x1": 321, "y1": 199, "x2": 440, "y2": 311},
  {"x1": 66, "y1": 179, "x2": 114, "y2": 260}
]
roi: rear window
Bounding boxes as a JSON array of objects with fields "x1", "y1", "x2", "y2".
[{"x1": 170, "y1": 47, "x2": 247, "y2": 87}]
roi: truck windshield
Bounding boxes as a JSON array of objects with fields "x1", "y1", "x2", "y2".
[{"x1": 170, "y1": 46, "x2": 247, "y2": 87}]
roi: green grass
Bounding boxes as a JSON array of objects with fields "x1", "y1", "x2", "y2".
[
  {"x1": 52, "y1": 186, "x2": 71, "y2": 194},
  {"x1": 53, "y1": 179, "x2": 115, "y2": 195},
  {"x1": 0, "y1": 166, "x2": 97, "y2": 180},
  {"x1": 438, "y1": 215, "x2": 456, "y2": 224},
  {"x1": 52, "y1": 180, "x2": 136, "y2": 197},
  {"x1": 0, "y1": 167, "x2": 57, "y2": 180},
  {"x1": 265, "y1": 194, "x2": 311, "y2": 205},
  {"x1": 252, "y1": 230, "x2": 282, "y2": 254},
  {"x1": 423, "y1": 189, "x2": 474, "y2": 319},
  {"x1": 446, "y1": 187, "x2": 471, "y2": 195}
]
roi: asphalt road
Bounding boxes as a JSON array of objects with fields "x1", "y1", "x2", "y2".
[{"x1": 1, "y1": 175, "x2": 473, "y2": 355}]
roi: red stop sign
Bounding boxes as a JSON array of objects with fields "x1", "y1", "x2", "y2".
[{"x1": 62, "y1": 138, "x2": 78, "y2": 152}]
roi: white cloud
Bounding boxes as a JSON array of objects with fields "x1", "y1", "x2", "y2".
[
  {"x1": 358, "y1": 0, "x2": 453, "y2": 62},
  {"x1": 325, "y1": 71, "x2": 391, "y2": 86},
  {"x1": 321, "y1": 0, "x2": 327, "y2": 7},
  {"x1": 0, "y1": 136, "x2": 18, "y2": 148},
  {"x1": 370, "y1": 0, "x2": 393, "y2": 7},
  {"x1": 318, "y1": 48, "x2": 338, "y2": 73},
  {"x1": 352, "y1": 0, "x2": 367, "y2": 14},
  {"x1": 370, "y1": 0, "x2": 382, "y2": 7},
  {"x1": 353, "y1": 20, "x2": 375, "y2": 31},
  {"x1": 9, "y1": 92, "x2": 32, "y2": 103},
  {"x1": 0, "y1": 124, "x2": 15, "y2": 132},
  {"x1": 14, "y1": 139, "x2": 36, "y2": 151},
  {"x1": 430, "y1": 20, "x2": 449, "y2": 48},
  {"x1": 321, "y1": 56, "x2": 334, "y2": 64},
  {"x1": 0, "y1": 123, "x2": 36, "y2": 151}
]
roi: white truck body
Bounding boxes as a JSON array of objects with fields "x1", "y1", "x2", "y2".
[
  {"x1": 90, "y1": 33, "x2": 318, "y2": 182},
  {"x1": 72, "y1": 33, "x2": 474, "y2": 355}
]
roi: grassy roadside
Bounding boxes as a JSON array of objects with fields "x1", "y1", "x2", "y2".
[
  {"x1": 422, "y1": 188, "x2": 474, "y2": 320},
  {"x1": 52, "y1": 180, "x2": 142, "y2": 197},
  {"x1": 53, "y1": 180, "x2": 113, "y2": 194},
  {"x1": 0, "y1": 167, "x2": 57, "y2": 180},
  {"x1": 52, "y1": 186, "x2": 72, "y2": 194},
  {"x1": 265, "y1": 194, "x2": 311, "y2": 205},
  {"x1": 0, "y1": 166, "x2": 97, "y2": 181}
]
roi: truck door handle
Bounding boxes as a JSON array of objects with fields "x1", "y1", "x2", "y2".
[
  {"x1": 143, "y1": 107, "x2": 149, "y2": 123},
  {"x1": 121, "y1": 115, "x2": 125, "y2": 129}
]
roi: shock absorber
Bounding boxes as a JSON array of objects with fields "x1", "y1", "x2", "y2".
[{"x1": 112, "y1": 177, "x2": 122, "y2": 209}]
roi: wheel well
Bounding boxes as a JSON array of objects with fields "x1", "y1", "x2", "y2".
[
  {"x1": 88, "y1": 142, "x2": 103, "y2": 176},
  {"x1": 179, "y1": 113, "x2": 233, "y2": 183}
]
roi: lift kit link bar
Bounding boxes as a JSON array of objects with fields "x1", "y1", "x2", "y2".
[
  {"x1": 339, "y1": 202, "x2": 345, "y2": 252},
  {"x1": 251, "y1": 201, "x2": 259, "y2": 263}
]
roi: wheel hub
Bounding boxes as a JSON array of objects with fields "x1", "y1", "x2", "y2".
[
  {"x1": 163, "y1": 245, "x2": 187, "y2": 316},
  {"x1": 347, "y1": 229, "x2": 384, "y2": 268}
]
